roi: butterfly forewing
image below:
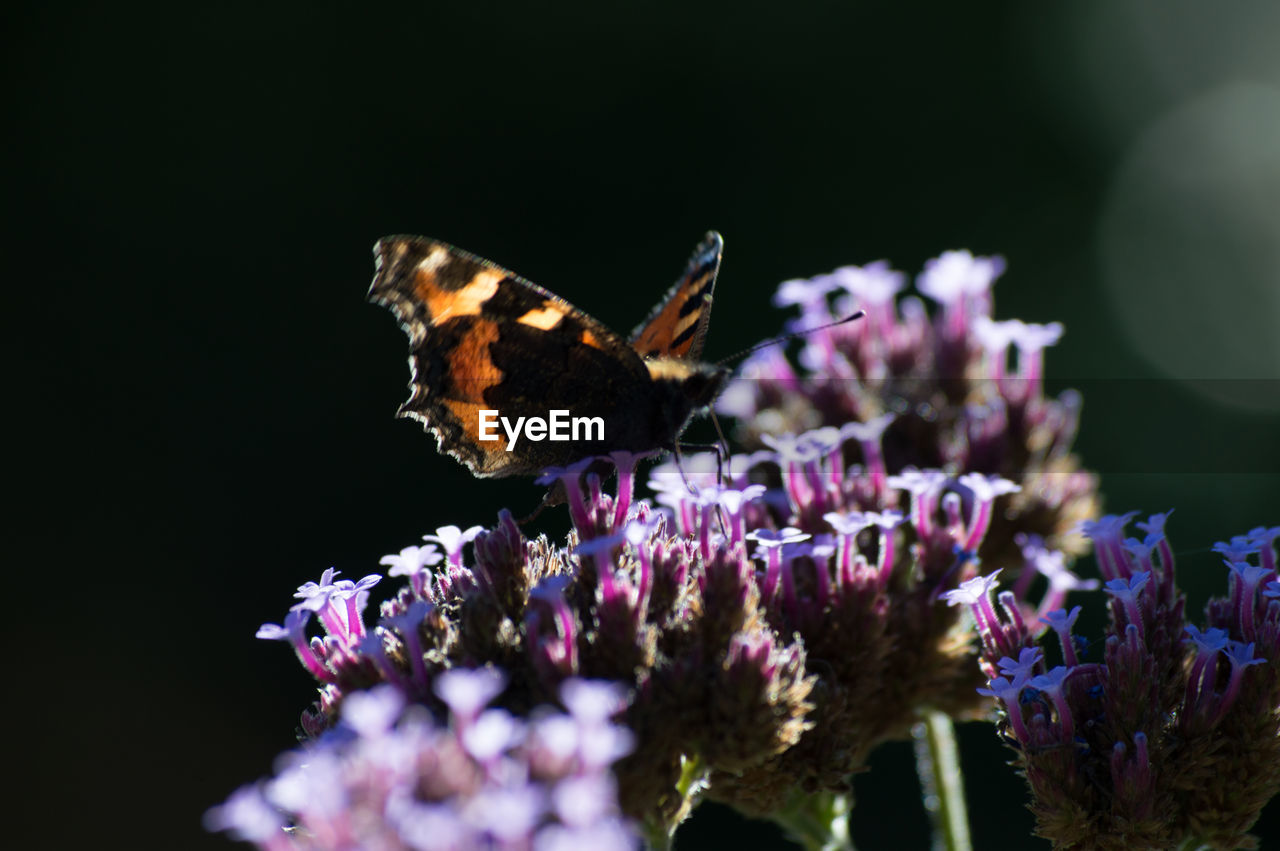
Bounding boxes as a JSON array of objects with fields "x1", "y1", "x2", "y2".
[
  {"x1": 628, "y1": 231, "x2": 723, "y2": 361},
  {"x1": 368, "y1": 236, "x2": 653, "y2": 476}
]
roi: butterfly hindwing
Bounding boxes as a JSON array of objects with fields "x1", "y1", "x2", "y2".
[
  {"x1": 368, "y1": 236, "x2": 652, "y2": 477},
  {"x1": 628, "y1": 231, "x2": 723, "y2": 361}
]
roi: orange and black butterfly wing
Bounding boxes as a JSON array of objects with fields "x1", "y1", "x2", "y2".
[
  {"x1": 368, "y1": 236, "x2": 650, "y2": 477},
  {"x1": 628, "y1": 231, "x2": 723, "y2": 361}
]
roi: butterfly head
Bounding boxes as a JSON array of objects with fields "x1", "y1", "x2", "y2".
[{"x1": 644, "y1": 357, "x2": 732, "y2": 413}]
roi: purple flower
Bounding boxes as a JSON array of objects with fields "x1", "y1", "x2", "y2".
[
  {"x1": 977, "y1": 675, "x2": 1033, "y2": 742},
  {"x1": 824, "y1": 509, "x2": 903, "y2": 584},
  {"x1": 1248, "y1": 525, "x2": 1280, "y2": 574},
  {"x1": 552, "y1": 774, "x2": 621, "y2": 827},
  {"x1": 537, "y1": 457, "x2": 599, "y2": 531},
  {"x1": 692, "y1": 484, "x2": 767, "y2": 551},
  {"x1": 955, "y1": 473, "x2": 1020, "y2": 552},
  {"x1": 917, "y1": 250, "x2": 1005, "y2": 305},
  {"x1": 830, "y1": 261, "x2": 904, "y2": 306},
  {"x1": 380, "y1": 544, "x2": 444, "y2": 600},
  {"x1": 292, "y1": 567, "x2": 341, "y2": 611},
  {"x1": 1014, "y1": 535, "x2": 1097, "y2": 619},
  {"x1": 972, "y1": 316, "x2": 1016, "y2": 355},
  {"x1": 208, "y1": 679, "x2": 638, "y2": 849},
  {"x1": 747, "y1": 527, "x2": 811, "y2": 601},
  {"x1": 381, "y1": 543, "x2": 443, "y2": 573},
  {"x1": 887, "y1": 468, "x2": 948, "y2": 539},
  {"x1": 1197, "y1": 641, "x2": 1268, "y2": 728},
  {"x1": 839, "y1": 414, "x2": 895, "y2": 494},
  {"x1": 381, "y1": 600, "x2": 433, "y2": 691},
  {"x1": 203, "y1": 786, "x2": 287, "y2": 845},
  {"x1": 1225, "y1": 560, "x2": 1273, "y2": 641},
  {"x1": 941, "y1": 570, "x2": 1004, "y2": 639},
  {"x1": 340, "y1": 685, "x2": 405, "y2": 739},
  {"x1": 436, "y1": 667, "x2": 507, "y2": 726},
  {"x1": 322, "y1": 574, "x2": 381, "y2": 642},
  {"x1": 1184, "y1": 624, "x2": 1231, "y2": 655},
  {"x1": 823, "y1": 511, "x2": 874, "y2": 537},
  {"x1": 839, "y1": 413, "x2": 895, "y2": 445},
  {"x1": 1135, "y1": 510, "x2": 1173, "y2": 539},
  {"x1": 917, "y1": 250, "x2": 1004, "y2": 345},
  {"x1": 560, "y1": 681, "x2": 634, "y2": 772},
  {"x1": 257, "y1": 609, "x2": 332, "y2": 683},
  {"x1": 526, "y1": 577, "x2": 579, "y2": 685},
  {"x1": 574, "y1": 529, "x2": 628, "y2": 559},
  {"x1": 1079, "y1": 511, "x2": 1140, "y2": 580},
  {"x1": 536, "y1": 820, "x2": 637, "y2": 851},
  {"x1": 1040, "y1": 606, "x2": 1083, "y2": 666},
  {"x1": 761, "y1": 431, "x2": 823, "y2": 465},
  {"x1": 462, "y1": 708, "x2": 525, "y2": 764},
  {"x1": 424, "y1": 524, "x2": 485, "y2": 567},
  {"x1": 1007, "y1": 320, "x2": 1063, "y2": 353},
  {"x1": 997, "y1": 647, "x2": 1044, "y2": 681},
  {"x1": 773, "y1": 275, "x2": 840, "y2": 310},
  {"x1": 1213, "y1": 535, "x2": 1260, "y2": 564},
  {"x1": 1103, "y1": 571, "x2": 1151, "y2": 635},
  {"x1": 1027, "y1": 666, "x2": 1075, "y2": 739}
]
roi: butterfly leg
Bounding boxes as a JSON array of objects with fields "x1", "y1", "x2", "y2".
[
  {"x1": 517, "y1": 483, "x2": 562, "y2": 526},
  {"x1": 670, "y1": 443, "x2": 696, "y2": 497},
  {"x1": 517, "y1": 503, "x2": 546, "y2": 526},
  {"x1": 709, "y1": 411, "x2": 732, "y2": 487},
  {"x1": 673, "y1": 441, "x2": 729, "y2": 488},
  {"x1": 673, "y1": 441, "x2": 731, "y2": 539}
]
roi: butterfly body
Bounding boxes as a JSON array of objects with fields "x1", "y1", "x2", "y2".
[{"x1": 368, "y1": 232, "x2": 728, "y2": 477}]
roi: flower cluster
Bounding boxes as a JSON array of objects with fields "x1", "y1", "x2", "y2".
[
  {"x1": 233, "y1": 428, "x2": 1094, "y2": 844},
  {"x1": 206, "y1": 671, "x2": 637, "y2": 850},
  {"x1": 215, "y1": 249, "x2": 1110, "y2": 847},
  {"x1": 718, "y1": 250, "x2": 1098, "y2": 565},
  {"x1": 954, "y1": 515, "x2": 1280, "y2": 849}
]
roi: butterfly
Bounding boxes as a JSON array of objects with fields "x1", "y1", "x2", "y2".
[{"x1": 368, "y1": 232, "x2": 730, "y2": 479}]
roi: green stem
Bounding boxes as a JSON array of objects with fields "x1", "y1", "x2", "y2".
[
  {"x1": 774, "y1": 788, "x2": 855, "y2": 851},
  {"x1": 913, "y1": 711, "x2": 971, "y2": 851},
  {"x1": 641, "y1": 816, "x2": 673, "y2": 851},
  {"x1": 642, "y1": 753, "x2": 710, "y2": 851}
]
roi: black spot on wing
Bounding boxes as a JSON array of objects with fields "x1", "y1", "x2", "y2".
[
  {"x1": 478, "y1": 276, "x2": 549, "y2": 316},
  {"x1": 433, "y1": 252, "x2": 490, "y2": 291},
  {"x1": 676, "y1": 279, "x2": 714, "y2": 318},
  {"x1": 677, "y1": 296, "x2": 702, "y2": 319},
  {"x1": 670, "y1": 322, "x2": 699, "y2": 350}
]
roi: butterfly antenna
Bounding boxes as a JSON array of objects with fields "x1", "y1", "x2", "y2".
[{"x1": 716, "y1": 310, "x2": 865, "y2": 366}]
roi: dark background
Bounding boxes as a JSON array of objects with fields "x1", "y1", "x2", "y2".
[{"x1": 10, "y1": 2, "x2": 1280, "y2": 848}]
